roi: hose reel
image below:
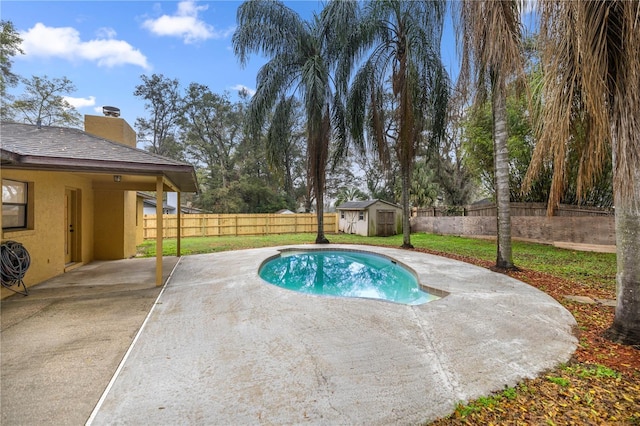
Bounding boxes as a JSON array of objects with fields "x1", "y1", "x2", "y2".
[{"x1": 1, "y1": 240, "x2": 30, "y2": 295}]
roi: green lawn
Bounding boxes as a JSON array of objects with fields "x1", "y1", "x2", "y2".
[{"x1": 137, "y1": 232, "x2": 616, "y2": 292}]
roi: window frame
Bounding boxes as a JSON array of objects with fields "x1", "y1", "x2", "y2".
[{"x1": 2, "y1": 179, "x2": 32, "y2": 230}]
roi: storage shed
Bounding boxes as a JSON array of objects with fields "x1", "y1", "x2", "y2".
[{"x1": 337, "y1": 199, "x2": 403, "y2": 237}]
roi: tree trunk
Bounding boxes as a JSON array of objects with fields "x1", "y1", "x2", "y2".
[
  {"x1": 492, "y1": 80, "x2": 514, "y2": 269},
  {"x1": 315, "y1": 181, "x2": 329, "y2": 244},
  {"x1": 400, "y1": 164, "x2": 413, "y2": 249},
  {"x1": 606, "y1": 206, "x2": 640, "y2": 345},
  {"x1": 605, "y1": 137, "x2": 640, "y2": 345}
]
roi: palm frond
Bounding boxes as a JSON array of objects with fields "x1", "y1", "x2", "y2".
[
  {"x1": 530, "y1": 1, "x2": 640, "y2": 211},
  {"x1": 330, "y1": 90, "x2": 349, "y2": 169},
  {"x1": 266, "y1": 95, "x2": 295, "y2": 172},
  {"x1": 455, "y1": 0, "x2": 524, "y2": 105},
  {"x1": 247, "y1": 53, "x2": 300, "y2": 137},
  {"x1": 233, "y1": 0, "x2": 305, "y2": 66}
]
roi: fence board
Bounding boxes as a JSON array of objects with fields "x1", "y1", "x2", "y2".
[{"x1": 143, "y1": 213, "x2": 339, "y2": 239}]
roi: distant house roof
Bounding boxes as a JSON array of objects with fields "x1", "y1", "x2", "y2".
[
  {"x1": 336, "y1": 199, "x2": 402, "y2": 210},
  {"x1": 137, "y1": 192, "x2": 207, "y2": 214},
  {"x1": 141, "y1": 198, "x2": 174, "y2": 211},
  {"x1": 0, "y1": 122, "x2": 198, "y2": 192}
]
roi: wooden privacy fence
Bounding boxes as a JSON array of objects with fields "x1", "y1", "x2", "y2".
[{"x1": 143, "y1": 213, "x2": 339, "y2": 239}]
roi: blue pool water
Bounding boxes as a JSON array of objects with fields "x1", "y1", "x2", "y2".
[{"x1": 259, "y1": 250, "x2": 438, "y2": 305}]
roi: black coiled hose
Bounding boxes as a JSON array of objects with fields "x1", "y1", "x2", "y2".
[{"x1": 1, "y1": 240, "x2": 30, "y2": 295}]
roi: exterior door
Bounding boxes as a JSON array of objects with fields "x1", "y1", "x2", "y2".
[
  {"x1": 376, "y1": 210, "x2": 396, "y2": 237},
  {"x1": 64, "y1": 189, "x2": 78, "y2": 264}
]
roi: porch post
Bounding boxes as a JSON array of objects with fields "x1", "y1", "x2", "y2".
[
  {"x1": 177, "y1": 191, "x2": 181, "y2": 257},
  {"x1": 155, "y1": 177, "x2": 163, "y2": 286}
]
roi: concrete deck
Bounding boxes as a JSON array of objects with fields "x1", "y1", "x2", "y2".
[
  {"x1": 2, "y1": 245, "x2": 578, "y2": 425},
  {"x1": 1, "y1": 257, "x2": 178, "y2": 426}
]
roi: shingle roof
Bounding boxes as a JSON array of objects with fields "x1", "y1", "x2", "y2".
[
  {"x1": 1, "y1": 122, "x2": 198, "y2": 192},
  {"x1": 337, "y1": 200, "x2": 379, "y2": 210},
  {"x1": 336, "y1": 199, "x2": 402, "y2": 210}
]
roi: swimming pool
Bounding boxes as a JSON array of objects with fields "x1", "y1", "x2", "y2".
[{"x1": 259, "y1": 249, "x2": 439, "y2": 305}]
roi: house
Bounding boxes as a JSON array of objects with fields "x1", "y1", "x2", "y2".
[
  {"x1": 337, "y1": 199, "x2": 403, "y2": 237},
  {"x1": 140, "y1": 192, "x2": 207, "y2": 215},
  {"x1": 140, "y1": 192, "x2": 176, "y2": 215},
  {"x1": 1, "y1": 113, "x2": 198, "y2": 298},
  {"x1": 141, "y1": 192, "x2": 178, "y2": 215}
]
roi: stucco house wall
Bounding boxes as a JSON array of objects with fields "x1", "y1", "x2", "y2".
[
  {"x1": 136, "y1": 196, "x2": 145, "y2": 245},
  {"x1": 0, "y1": 169, "x2": 95, "y2": 297},
  {"x1": 88, "y1": 115, "x2": 138, "y2": 260},
  {"x1": 93, "y1": 189, "x2": 139, "y2": 260},
  {"x1": 84, "y1": 114, "x2": 137, "y2": 148}
]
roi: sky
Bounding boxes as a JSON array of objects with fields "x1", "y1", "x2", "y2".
[{"x1": 2, "y1": 0, "x2": 461, "y2": 127}]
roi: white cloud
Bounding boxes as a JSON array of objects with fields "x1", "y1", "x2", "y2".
[
  {"x1": 230, "y1": 84, "x2": 256, "y2": 97},
  {"x1": 79, "y1": 39, "x2": 149, "y2": 68},
  {"x1": 64, "y1": 95, "x2": 96, "y2": 109},
  {"x1": 142, "y1": 0, "x2": 234, "y2": 44},
  {"x1": 96, "y1": 27, "x2": 117, "y2": 39},
  {"x1": 19, "y1": 23, "x2": 150, "y2": 69}
]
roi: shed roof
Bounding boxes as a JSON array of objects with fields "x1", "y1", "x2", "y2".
[
  {"x1": 0, "y1": 122, "x2": 198, "y2": 192},
  {"x1": 336, "y1": 199, "x2": 402, "y2": 211}
]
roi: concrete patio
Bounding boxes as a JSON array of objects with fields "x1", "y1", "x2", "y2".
[{"x1": 2, "y1": 245, "x2": 578, "y2": 425}]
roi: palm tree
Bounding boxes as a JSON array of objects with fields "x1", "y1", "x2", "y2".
[
  {"x1": 335, "y1": 186, "x2": 368, "y2": 207},
  {"x1": 455, "y1": 1, "x2": 525, "y2": 269},
  {"x1": 336, "y1": 0, "x2": 449, "y2": 249},
  {"x1": 525, "y1": 1, "x2": 640, "y2": 346},
  {"x1": 233, "y1": 0, "x2": 350, "y2": 244}
]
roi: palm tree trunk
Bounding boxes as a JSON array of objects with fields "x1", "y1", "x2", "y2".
[
  {"x1": 605, "y1": 137, "x2": 640, "y2": 345},
  {"x1": 607, "y1": 205, "x2": 640, "y2": 345},
  {"x1": 313, "y1": 110, "x2": 330, "y2": 245},
  {"x1": 492, "y1": 79, "x2": 514, "y2": 269},
  {"x1": 401, "y1": 164, "x2": 413, "y2": 249},
  {"x1": 315, "y1": 181, "x2": 329, "y2": 244},
  {"x1": 312, "y1": 128, "x2": 329, "y2": 244}
]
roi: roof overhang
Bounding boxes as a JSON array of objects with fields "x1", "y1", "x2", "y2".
[{"x1": 1, "y1": 150, "x2": 198, "y2": 193}]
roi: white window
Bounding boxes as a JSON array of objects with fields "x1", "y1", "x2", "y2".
[
  {"x1": 358, "y1": 211, "x2": 364, "y2": 221},
  {"x1": 2, "y1": 179, "x2": 28, "y2": 229},
  {"x1": 340, "y1": 211, "x2": 345, "y2": 219}
]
